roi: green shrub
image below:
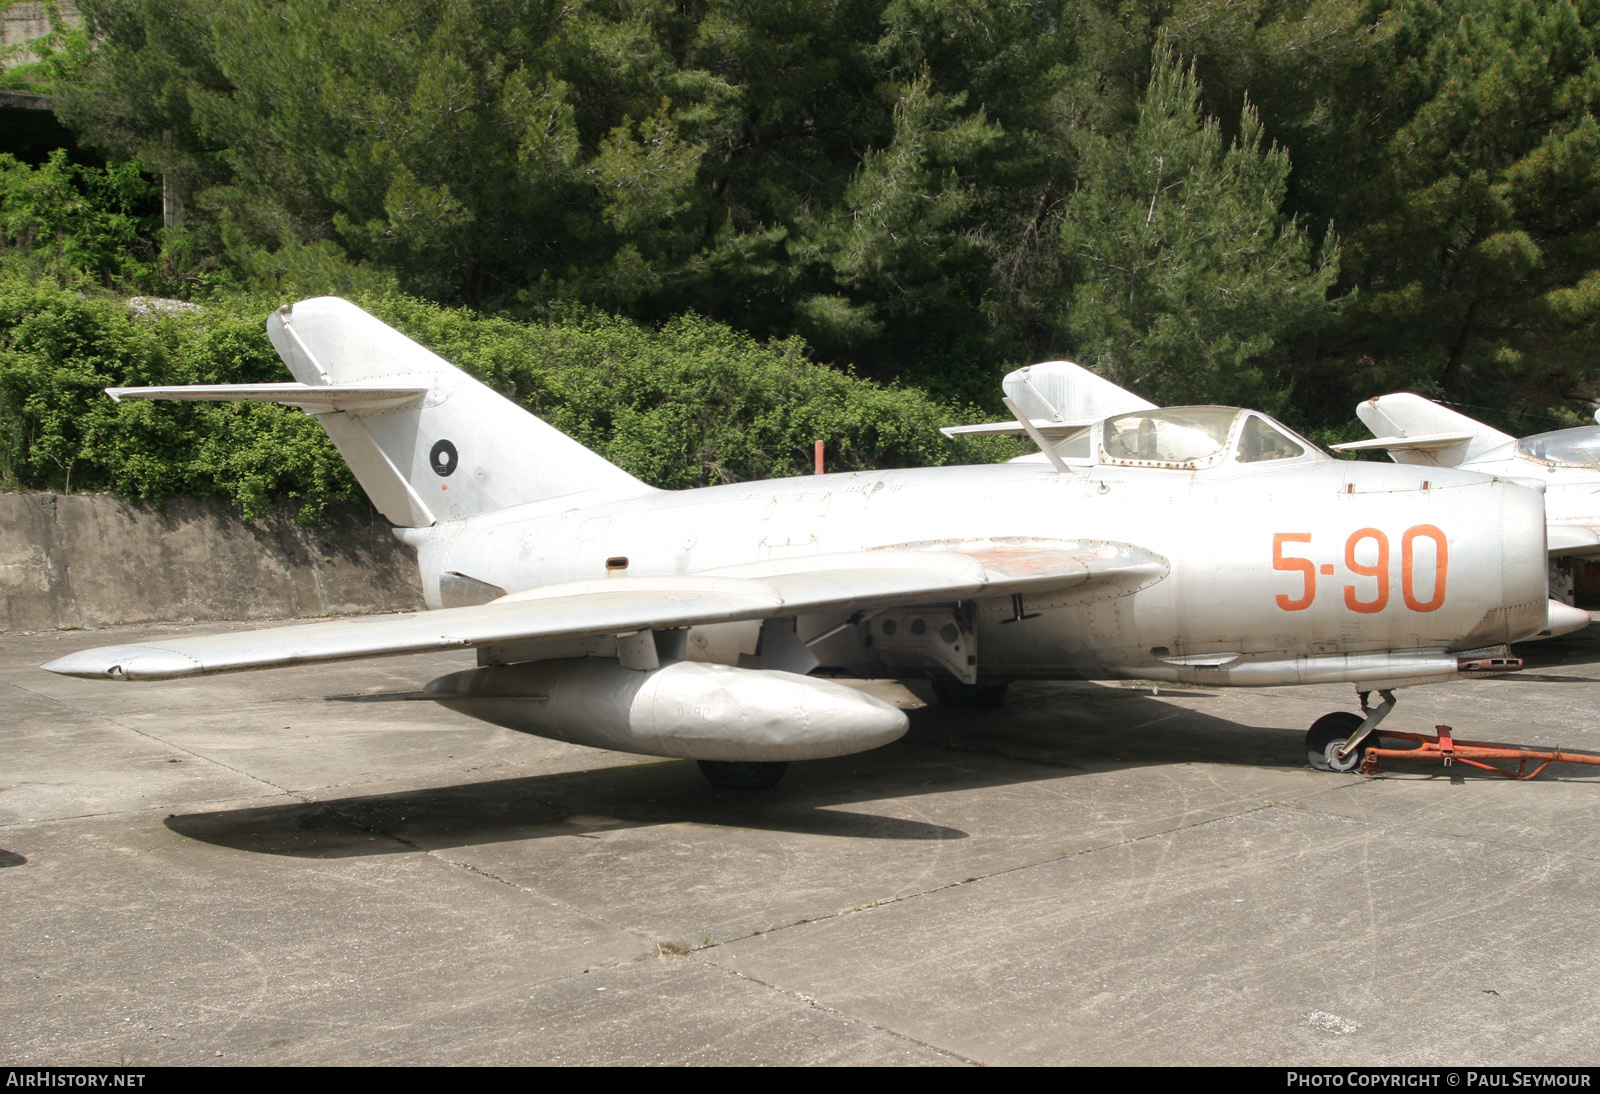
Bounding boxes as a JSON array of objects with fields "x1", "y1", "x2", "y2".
[
  {"x1": 0, "y1": 284, "x2": 360, "y2": 517},
  {"x1": 0, "y1": 281, "x2": 1016, "y2": 520},
  {"x1": 0, "y1": 152, "x2": 162, "y2": 290}
]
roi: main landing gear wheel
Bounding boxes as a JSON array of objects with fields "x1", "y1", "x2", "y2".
[
  {"x1": 1306, "y1": 711, "x2": 1372, "y2": 773},
  {"x1": 931, "y1": 677, "x2": 1009, "y2": 709},
  {"x1": 697, "y1": 760, "x2": 789, "y2": 789}
]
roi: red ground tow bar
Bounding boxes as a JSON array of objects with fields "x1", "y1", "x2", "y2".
[{"x1": 1361, "y1": 726, "x2": 1600, "y2": 780}]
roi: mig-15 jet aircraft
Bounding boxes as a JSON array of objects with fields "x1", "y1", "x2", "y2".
[
  {"x1": 42, "y1": 300, "x2": 1565, "y2": 784},
  {"x1": 1335, "y1": 393, "x2": 1600, "y2": 610}
]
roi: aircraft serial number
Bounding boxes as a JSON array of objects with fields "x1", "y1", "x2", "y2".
[{"x1": 1272, "y1": 526, "x2": 1448, "y2": 613}]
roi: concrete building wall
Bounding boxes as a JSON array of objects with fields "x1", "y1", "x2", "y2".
[
  {"x1": 2, "y1": 2, "x2": 78, "y2": 61},
  {"x1": 0, "y1": 492, "x2": 425, "y2": 632}
]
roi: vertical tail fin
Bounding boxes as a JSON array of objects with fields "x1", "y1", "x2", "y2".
[
  {"x1": 940, "y1": 361, "x2": 1155, "y2": 439},
  {"x1": 1001, "y1": 362, "x2": 1155, "y2": 423},
  {"x1": 1348, "y1": 393, "x2": 1514, "y2": 468},
  {"x1": 264, "y1": 298, "x2": 650, "y2": 526}
]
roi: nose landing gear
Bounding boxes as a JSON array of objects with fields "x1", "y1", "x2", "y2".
[
  {"x1": 1306, "y1": 688, "x2": 1600, "y2": 779},
  {"x1": 1307, "y1": 689, "x2": 1395, "y2": 773},
  {"x1": 1306, "y1": 711, "x2": 1374, "y2": 772}
]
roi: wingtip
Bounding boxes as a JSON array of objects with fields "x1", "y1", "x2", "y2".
[
  {"x1": 42, "y1": 649, "x2": 127, "y2": 679},
  {"x1": 42, "y1": 645, "x2": 202, "y2": 681}
]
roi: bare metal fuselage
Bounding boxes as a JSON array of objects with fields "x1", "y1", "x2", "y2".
[{"x1": 412, "y1": 457, "x2": 1547, "y2": 691}]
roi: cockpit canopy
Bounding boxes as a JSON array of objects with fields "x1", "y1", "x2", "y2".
[
  {"x1": 1514, "y1": 426, "x2": 1600, "y2": 468},
  {"x1": 1042, "y1": 406, "x2": 1319, "y2": 470}
]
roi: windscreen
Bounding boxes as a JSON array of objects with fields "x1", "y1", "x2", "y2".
[
  {"x1": 1517, "y1": 426, "x2": 1600, "y2": 468},
  {"x1": 1236, "y1": 415, "x2": 1307, "y2": 463},
  {"x1": 1101, "y1": 407, "x2": 1240, "y2": 467}
]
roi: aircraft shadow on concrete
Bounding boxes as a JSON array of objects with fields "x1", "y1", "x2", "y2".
[{"x1": 166, "y1": 681, "x2": 1326, "y2": 859}]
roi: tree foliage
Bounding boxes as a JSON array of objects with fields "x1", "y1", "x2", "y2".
[
  {"x1": 0, "y1": 151, "x2": 161, "y2": 288},
  {"x1": 1057, "y1": 43, "x2": 1341, "y2": 411},
  {"x1": 0, "y1": 1, "x2": 92, "y2": 91},
  {"x1": 0, "y1": 0, "x2": 1594, "y2": 464},
  {"x1": 1333, "y1": 0, "x2": 1600, "y2": 407},
  {"x1": 0, "y1": 279, "x2": 1011, "y2": 518}
]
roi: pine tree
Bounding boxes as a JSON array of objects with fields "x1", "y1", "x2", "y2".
[
  {"x1": 1335, "y1": 0, "x2": 1600, "y2": 410},
  {"x1": 1056, "y1": 42, "x2": 1341, "y2": 410}
]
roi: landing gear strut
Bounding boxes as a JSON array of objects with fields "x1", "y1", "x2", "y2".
[
  {"x1": 931, "y1": 676, "x2": 1009, "y2": 709},
  {"x1": 1306, "y1": 690, "x2": 1395, "y2": 772},
  {"x1": 1306, "y1": 689, "x2": 1600, "y2": 779},
  {"x1": 697, "y1": 760, "x2": 788, "y2": 789}
]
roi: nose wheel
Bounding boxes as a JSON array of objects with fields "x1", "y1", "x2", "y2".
[
  {"x1": 1307, "y1": 711, "x2": 1373, "y2": 772},
  {"x1": 1306, "y1": 689, "x2": 1396, "y2": 773}
]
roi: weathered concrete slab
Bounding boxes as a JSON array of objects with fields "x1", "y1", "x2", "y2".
[
  {"x1": 4, "y1": 811, "x2": 649, "y2": 1065},
  {"x1": 714, "y1": 803, "x2": 1600, "y2": 1066},
  {"x1": 6, "y1": 621, "x2": 1600, "y2": 1065},
  {"x1": 0, "y1": 493, "x2": 423, "y2": 631}
]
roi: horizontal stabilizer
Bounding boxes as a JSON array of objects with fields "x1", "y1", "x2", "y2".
[
  {"x1": 43, "y1": 541, "x2": 1167, "y2": 681},
  {"x1": 1330, "y1": 432, "x2": 1477, "y2": 454},
  {"x1": 1548, "y1": 525, "x2": 1600, "y2": 556},
  {"x1": 943, "y1": 362, "x2": 1154, "y2": 438},
  {"x1": 107, "y1": 383, "x2": 428, "y2": 413},
  {"x1": 941, "y1": 416, "x2": 1097, "y2": 439}
]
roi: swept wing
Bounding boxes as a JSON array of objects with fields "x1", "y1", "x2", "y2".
[{"x1": 44, "y1": 542, "x2": 1167, "y2": 681}]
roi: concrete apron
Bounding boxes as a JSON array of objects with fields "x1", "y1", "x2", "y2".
[{"x1": 6, "y1": 618, "x2": 1600, "y2": 1065}]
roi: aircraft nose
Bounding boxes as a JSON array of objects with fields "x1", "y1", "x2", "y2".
[{"x1": 1494, "y1": 478, "x2": 1551, "y2": 642}]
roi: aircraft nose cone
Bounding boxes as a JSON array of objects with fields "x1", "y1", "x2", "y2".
[
  {"x1": 1498, "y1": 479, "x2": 1553, "y2": 642},
  {"x1": 1541, "y1": 598, "x2": 1592, "y2": 639}
]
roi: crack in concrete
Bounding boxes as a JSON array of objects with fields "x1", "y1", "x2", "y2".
[
  {"x1": 698, "y1": 959, "x2": 981, "y2": 1065},
  {"x1": 728, "y1": 798, "x2": 1284, "y2": 950},
  {"x1": 627, "y1": 798, "x2": 1291, "y2": 1065},
  {"x1": 323, "y1": 809, "x2": 653, "y2": 947}
]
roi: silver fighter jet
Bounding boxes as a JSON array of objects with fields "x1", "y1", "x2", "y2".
[
  {"x1": 1335, "y1": 393, "x2": 1600, "y2": 617},
  {"x1": 42, "y1": 300, "x2": 1563, "y2": 785}
]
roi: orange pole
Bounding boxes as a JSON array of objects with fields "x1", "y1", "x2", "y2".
[{"x1": 814, "y1": 440, "x2": 824, "y2": 475}]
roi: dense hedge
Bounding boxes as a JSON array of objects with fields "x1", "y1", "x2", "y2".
[{"x1": 0, "y1": 281, "x2": 1016, "y2": 521}]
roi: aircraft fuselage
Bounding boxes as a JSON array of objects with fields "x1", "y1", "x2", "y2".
[{"x1": 411, "y1": 457, "x2": 1547, "y2": 691}]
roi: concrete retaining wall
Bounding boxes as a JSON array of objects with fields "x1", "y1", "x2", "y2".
[{"x1": 0, "y1": 492, "x2": 424, "y2": 632}]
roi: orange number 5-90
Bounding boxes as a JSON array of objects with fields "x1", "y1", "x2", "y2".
[
  {"x1": 1272, "y1": 526, "x2": 1449, "y2": 613},
  {"x1": 1343, "y1": 528, "x2": 1390, "y2": 613}
]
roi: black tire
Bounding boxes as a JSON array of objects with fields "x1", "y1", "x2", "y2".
[
  {"x1": 697, "y1": 760, "x2": 789, "y2": 789},
  {"x1": 1306, "y1": 711, "x2": 1371, "y2": 772},
  {"x1": 931, "y1": 676, "x2": 1009, "y2": 709}
]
